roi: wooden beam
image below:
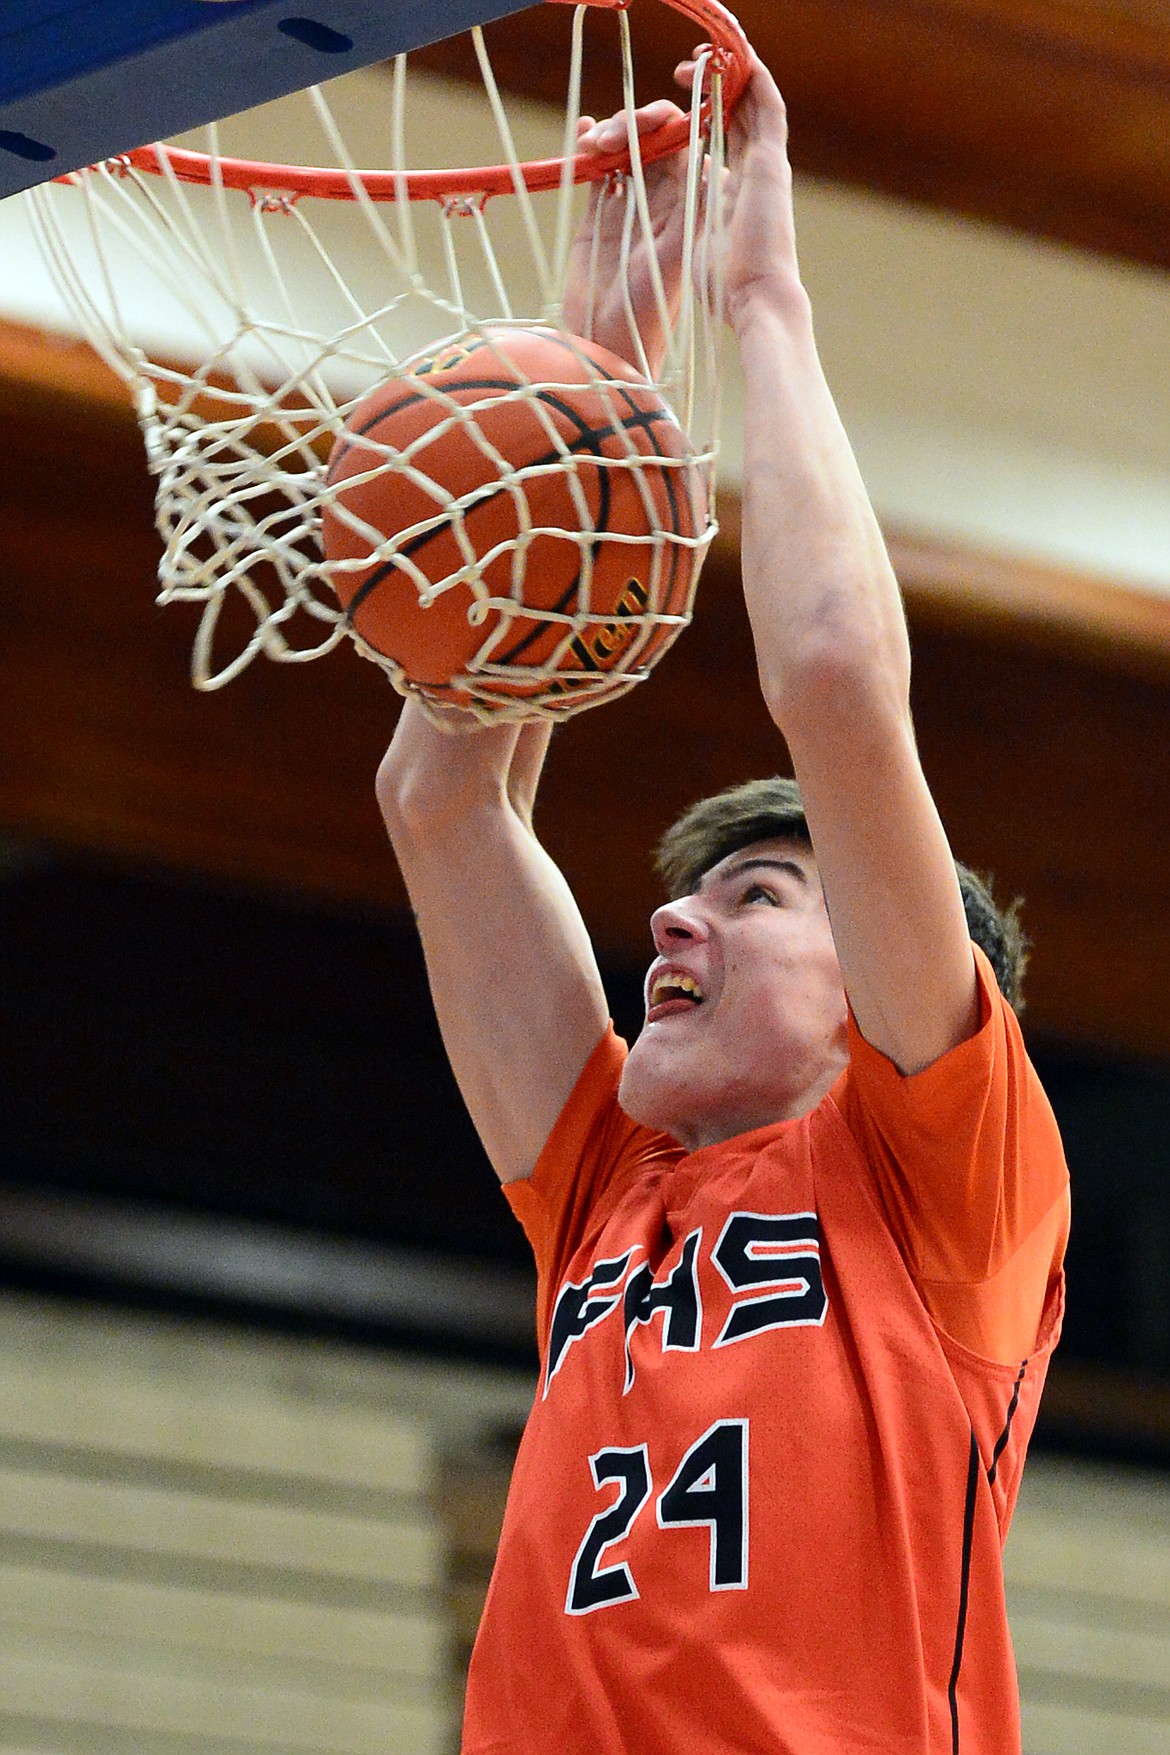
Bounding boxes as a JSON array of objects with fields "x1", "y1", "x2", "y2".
[
  {"x1": 0, "y1": 323, "x2": 133, "y2": 416},
  {"x1": 3, "y1": 320, "x2": 1169, "y2": 1059},
  {"x1": 412, "y1": 0, "x2": 1170, "y2": 273},
  {"x1": 717, "y1": 495, "x2": 1170, "y2": 685},
  {"x1": 891, "y1": 526, "x2": 1170, "y2": 684}
]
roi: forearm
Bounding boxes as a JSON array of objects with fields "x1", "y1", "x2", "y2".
[
  {"x1": 377, "y1": 699, "x2": 606, "y2": 1183},
  {"x1": 730, "y1": 281, "x2": 974, "y2": 1071},
  {"x1": 733, "y1": 290, "x2": 911, "y2": 728},
  {"x1": 507, "y1": 721, "x2": 554, "y2": 833}
]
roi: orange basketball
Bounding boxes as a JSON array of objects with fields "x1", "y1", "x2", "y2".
[{"x1": 321, "y1": 327, "x2": 706, "y2": 709}]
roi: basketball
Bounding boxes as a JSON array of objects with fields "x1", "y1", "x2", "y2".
[{"x1": 321, "y1": 327, "x2": 706, "y2": 709}]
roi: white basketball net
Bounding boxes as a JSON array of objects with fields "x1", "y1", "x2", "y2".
[{"x1": 25, "y1": 4, "x2": 727, "y2": 721}]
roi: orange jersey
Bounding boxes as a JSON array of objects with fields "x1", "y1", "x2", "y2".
[{"x1": 464, "y1": 947, "x2": 1069, "y2": 1755}]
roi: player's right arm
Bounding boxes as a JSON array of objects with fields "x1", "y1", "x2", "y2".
[
  {"x1": 377, "y1": 700, "x2": 609, "y2": 1184},
  {"x1": 379, "y1": 115, "x2": 694, "y2": 1183}
]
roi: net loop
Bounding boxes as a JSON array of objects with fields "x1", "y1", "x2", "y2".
[
  {"x1": 441, "y1": 193, "x2": 489, "y2": 218},
  {"x1": 254, "y1": 192, "x2": 300, "y2": 216},
  {"x1": 26, "y1": 0, "x2": 746, "y2": 721}
]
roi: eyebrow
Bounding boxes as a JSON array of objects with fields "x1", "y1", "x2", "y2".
[{"x1": 708, "y1": 855, "x2": 811, "y2": 890}]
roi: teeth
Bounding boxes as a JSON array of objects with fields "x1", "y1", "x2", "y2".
[{"x1": 651, "y1": 972, "x2": 705, "y2": 1007}]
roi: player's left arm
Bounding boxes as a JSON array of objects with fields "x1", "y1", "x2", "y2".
[{"x1": 717, "y1": 58, "x2": 978, "y2": 1074}]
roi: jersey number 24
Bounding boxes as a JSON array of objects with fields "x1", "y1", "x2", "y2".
[{"x1": 566, "y1": 1418, "x2": 749, "y2": 1614}]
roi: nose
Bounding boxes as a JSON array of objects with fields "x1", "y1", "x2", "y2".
[{"x1": 650, "y1": 895, "x2": 708, "y2": 956}]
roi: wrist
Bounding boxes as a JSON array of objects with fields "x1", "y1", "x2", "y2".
[{"x1": 729, "y1": 274, "x2": 812, "y2": 342}]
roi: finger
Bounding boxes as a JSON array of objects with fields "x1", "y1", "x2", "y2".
[
  {"x1": 576, "y1": 115, "x2": 621, "y2": 154},
  {"x1": 674, "y1": 46, "x2": 711, "y2": 90},
  {"x1": 630, "y1": 98, "x2": 686, "y2": 133},
  {"x1": 577, "y1": 100, "x2": 685, "y2": 154}
]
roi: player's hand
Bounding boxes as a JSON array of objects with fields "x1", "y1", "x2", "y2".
[
  {"x1": 564, "y1": 55, "x2": 801, "y2": 361},
  {"x1": 385, "y1": 699, "x2": 550, "y2": 825},
  {"x1": 563, "y1": 101, "x2": 691, "y2": 377},
  {"x1": 676, "y1": 50, "x2": 803, "y2": 333}
]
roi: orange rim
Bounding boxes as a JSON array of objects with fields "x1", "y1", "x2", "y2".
[{"x1": 80, "y1": 0, "x2": 752, "y2": 204}]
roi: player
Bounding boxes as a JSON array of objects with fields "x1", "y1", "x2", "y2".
[{"x1": 377, "y1": 52, "x2": 1069, "y2": 1755}]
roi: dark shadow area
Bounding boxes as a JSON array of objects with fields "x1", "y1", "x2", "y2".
[
  {"x1": 2, "y1": 844, "x2": 1168, "y2": 1459},
  {"x1": 0, "y1": 846, "x2": 516, "y2": 1262}
]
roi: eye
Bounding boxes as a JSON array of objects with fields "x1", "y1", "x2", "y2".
[{"x1": 742, "y1": 882, "x2": 779, "y2": 906}]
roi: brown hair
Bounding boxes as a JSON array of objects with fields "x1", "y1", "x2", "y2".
[{"x1": 655, "y1": 776, "x2": 1029, "y2": 1011}]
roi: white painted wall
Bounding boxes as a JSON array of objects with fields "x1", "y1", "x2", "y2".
[{"x1": 795, "y1": 181, "x2": 1170, "y2": 593}]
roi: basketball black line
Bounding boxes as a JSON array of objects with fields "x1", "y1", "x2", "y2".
[
  {"x1": 324, "y1": 326, "x2": 634, "y2": 480},
  {"x1": 603, "y1": 380, "x2": 693, "y2": 617},
  {"x1": 326, "y1": 376, "x2": 546, "y2": 485},
  {"x1": 557, "y1": 375, "x2": 691, "y2": 659},
  {"x1": 339, "y1": 379, "x2": 665, "y2": 472},
  {"x1": 342, "y1": 419, "x2": 617, "y2": 643},
  {"x1": 329, "y1": 380, "x2": 634, "y2": 644},
  {"x1": 341, "y1": 397, "x2": 678, "y2": 644},
  {"x1": 489, "y1": 383, "x2": 683, "y2": 669},
  {"x1": 327, "y1": 342, "x2": 679, "y2": 664},
  {"x1": 343, "y1": 407, "x2": 617, "y2": 625},
  {"x1": 325, "y1": 328, "x2": 637, "y2": 484},
  {"x1": 388, "y1": 392, "x2": 673, "y2": 558},
  {"x1": 460, "y1": 390, "x2": 675, "y2": 668},
  {"x1": 612, "y1": 379, "x2": 691, "y2": 538},
  {"x1": 582, "y1": 379, "x2": 691, "y2": 563},
  {"x1": 487, "y1": 385, "x2": 631, "y2": 667}
]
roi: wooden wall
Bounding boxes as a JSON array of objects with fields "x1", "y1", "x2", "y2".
[{"x1": 418, "y1": 0, "x2": 1170, "y2": 273}]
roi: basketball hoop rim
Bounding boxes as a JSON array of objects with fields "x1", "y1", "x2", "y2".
[{"x1": 67, "y1": 0, "x2": 752, "y2": 204}]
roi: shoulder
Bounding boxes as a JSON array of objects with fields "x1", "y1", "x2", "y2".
[
  {"x1": 825, "y1": 944, "x2": 1068, "y2": 1358},
  {"x1": 513, "y1": 1025, "x2": 678, "y2": 1191},
  {"x1": 839, "y1": 944, "x2": 1058, "y2": 1146},
  {"x1": 506, "y1": 1024, "x2": 682, "y2": 1267}
]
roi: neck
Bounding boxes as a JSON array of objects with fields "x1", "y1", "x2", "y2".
[{"x1": 670, "y1": 1061, "x2": 845, "y2": 1154}]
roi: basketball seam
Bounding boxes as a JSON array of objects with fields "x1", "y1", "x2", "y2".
[
  {"x1": 330, "y1": 378, "x2": 661, "y2": 472},
  {"x1": 326, "y1": 328, "x2": 635, "y2": 477},
  {"x1": 492, "y1": 389, "x2": 689, "y2": 670},
  {"x1": 342, "y1": 402, "x2": 676, "y2": 631},
  {"x1": 325, "y1": 335, "x2": 700, "y2": 696}
]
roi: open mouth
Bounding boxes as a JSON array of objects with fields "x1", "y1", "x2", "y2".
[{"x1": 647, "y1": 972, "x2": 705, "y2": 1015}]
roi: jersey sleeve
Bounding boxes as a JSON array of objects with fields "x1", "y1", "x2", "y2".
[
  {"x1": 833, "y1": 944, "x2": 1069, "y2": 1364},
  {"x1": 504, "y1": 1024, "x2": 682, "y2": 1355}
]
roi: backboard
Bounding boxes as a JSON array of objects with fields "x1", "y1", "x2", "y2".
[{"x1": 0, "y1": 0, "x2": 527, "y2": 200}]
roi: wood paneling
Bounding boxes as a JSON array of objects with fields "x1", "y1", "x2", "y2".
[
  {"x1": 415, "y1": 0, "x2": 1170, "y2": 272},
  {"x1": 889, "y1": 526, "x2": 1170, "y2": 685},
  {"x1": 2, "y1": 321, "x2": 1169, "y2": 1058},
  {"x1": 0, "y1": 333, "x2": 403, "y2": 906}
]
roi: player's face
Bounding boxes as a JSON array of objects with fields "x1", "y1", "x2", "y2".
[{"x1": 618, "y1": 839, "x2": 849, "y2": 1151}]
